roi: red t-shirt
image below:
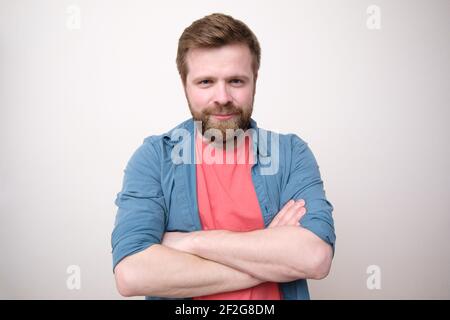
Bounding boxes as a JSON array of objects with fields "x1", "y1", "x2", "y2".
[{"x1": 193, "y1": 133, "x2": 281, "y2": 300}]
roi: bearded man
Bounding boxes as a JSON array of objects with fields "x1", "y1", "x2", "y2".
[{"x1": 111, "y1": 13, "x2": 336, "y2": 300}]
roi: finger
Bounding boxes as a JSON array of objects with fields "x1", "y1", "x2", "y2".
[
  {"x1": 278, "y1": 200, "x2": 305, "y2": 225},
  {"x1": 285, "y1": 207, "x2": 307, "y2": 227},
  {"x1": 279, "y1": 199, "x2": 296, "y2": 215},
  {"x1": 294, "y1": 199, "x2": 305, "y2": 208},
  {"x1": 269, "y1": 200, "x2": 295, "y2": 227},
  {"x1": 295, "y1": 207, "x2": 307, "y2": 226}
]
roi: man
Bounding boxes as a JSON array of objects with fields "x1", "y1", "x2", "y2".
[{"x1": 111, "y1": 13, "x2": 336, "y2": 300}]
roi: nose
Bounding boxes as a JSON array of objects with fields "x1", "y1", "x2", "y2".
[{"x1": 213, "y1": 81, "x2": 232, "y2": 106}]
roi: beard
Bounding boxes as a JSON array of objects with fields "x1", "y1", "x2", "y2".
[{"x1": 188, "y1": 101, "x2": 253, "y2": 143}]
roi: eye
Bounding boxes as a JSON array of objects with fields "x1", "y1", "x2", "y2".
[
  {"x1": 230, "y1": 79, "x2": 243, "y2": 84},
  {"x1": 198, "y1": 79, "x2": 211, "y2": 85}
]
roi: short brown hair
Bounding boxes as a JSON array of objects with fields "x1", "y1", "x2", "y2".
[{"x1": 176, "y1": 13, "x2": 261, "y2": 85}]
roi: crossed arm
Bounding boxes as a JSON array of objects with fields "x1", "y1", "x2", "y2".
[{"x1": 114, "y1": 199, "x2": 333, "y2": 298}]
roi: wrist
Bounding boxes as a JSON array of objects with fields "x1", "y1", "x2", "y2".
[
  {"x1": 184, "y1": 230, "x2": 201, "y2": 255},
  {"x1": 187, "y1": 229, "x2": 229, "y2": 256}
]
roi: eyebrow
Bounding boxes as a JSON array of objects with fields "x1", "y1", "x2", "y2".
[{"x1": 191, "y1": 75, "x2": 251, "y2": 82}]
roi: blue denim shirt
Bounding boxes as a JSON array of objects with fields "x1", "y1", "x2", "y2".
[{"x1": 111, "y1": 118, "x2": 336, "y2": 300}]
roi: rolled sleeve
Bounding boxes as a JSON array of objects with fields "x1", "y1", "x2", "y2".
[
  {"x1": 283, "y1": 135, "x2": 336, "y2": 253},
  {"x1": 111, "y1": 138, "x2": 167, "y2": 270}
]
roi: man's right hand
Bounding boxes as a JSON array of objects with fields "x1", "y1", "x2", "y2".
[{"x1": 268, "y1": 199, "x2": 307, "y2": 228}]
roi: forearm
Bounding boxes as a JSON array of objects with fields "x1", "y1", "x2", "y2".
[
  {"x1": 114, "y1": 244, "x2": 264, "y2": 298},
  {"x1": 187, "y1": 226, "x2": 332, "y2": 282}
]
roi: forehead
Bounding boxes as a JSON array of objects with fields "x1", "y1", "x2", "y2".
[{"x1": 185, "y1": 43, "x2": 253, "y2": 79}]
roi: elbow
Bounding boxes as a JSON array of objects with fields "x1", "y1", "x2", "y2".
[
  {"x1": 291, "y1": 241, "x2": 333, "y2": 280},
  {"x1": 309, "y1": 244, "x2": 333, "y2": 280},
  {"x1": 283, "y1": 250, "x2": 332, "y2": 282},
  {"x1": 114, "y1": 260, "x2": 138, "y2": 297}
]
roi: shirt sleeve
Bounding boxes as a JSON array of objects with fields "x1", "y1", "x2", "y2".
[
  {"x1": 282, "y1": 135, "x2": 336, "y2": 253},
  {"x1": 111, "y1": 138, "x2": 167, "y2": 271}
]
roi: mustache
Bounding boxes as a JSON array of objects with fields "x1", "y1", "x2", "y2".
[{"x1": 202, "y1": 104, "x2": 242, "y2": 116}]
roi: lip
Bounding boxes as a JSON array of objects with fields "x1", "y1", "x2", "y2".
[{"x1": 212, "y1": 114, "x2": 236, "y2": 120}]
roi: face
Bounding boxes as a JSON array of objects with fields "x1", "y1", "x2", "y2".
[{"x1": 184, "y1": 43, "x2": 256, "y2": 141}]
